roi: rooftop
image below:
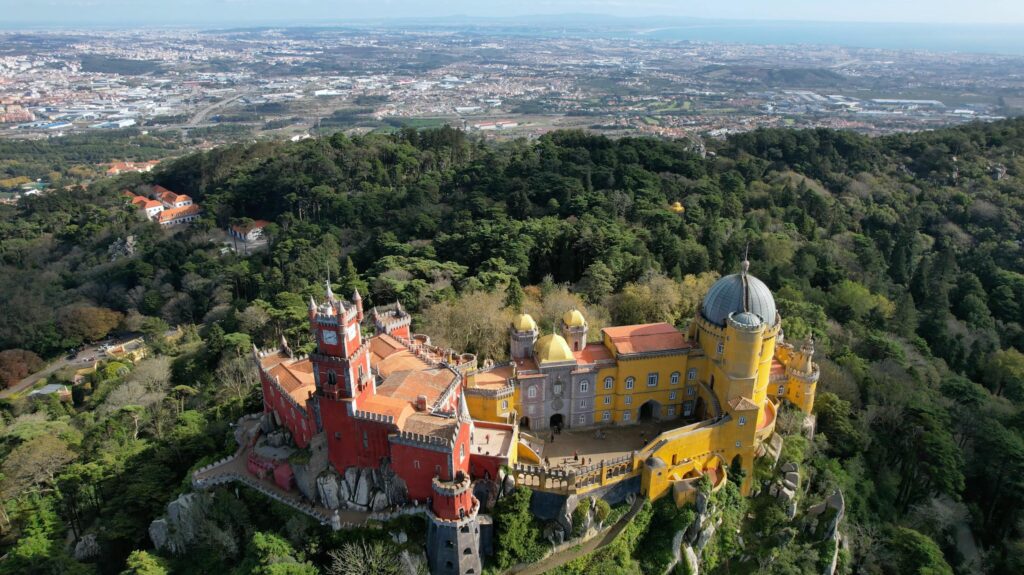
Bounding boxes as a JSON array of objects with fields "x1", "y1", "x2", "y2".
[{"x1": 603, "y1": 323, "x2": 691, "y2": 356}]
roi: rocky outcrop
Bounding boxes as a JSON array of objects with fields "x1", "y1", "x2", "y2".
[
  {"x1": 316, "y1": 460, "x2": 409, "y2": 512},
  {"x1": 73, "y1": 534, "x2": 101, "y2": 561},
  {"x1": 149, "y1": 492, "x2": 210, "y2": 554},
  {"x1": 473, "y1": 478, "x2": 500, "y2": 511}
]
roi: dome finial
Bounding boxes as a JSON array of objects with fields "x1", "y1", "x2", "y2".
[{"x1": 741, "y1": 242, "x2": 750, "y2": 274}]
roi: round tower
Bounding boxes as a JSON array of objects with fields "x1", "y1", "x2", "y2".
[
  {"x1": 560, "y1": 308, "x2": 588, "y2": 352},
  {"x1": 426, "y1": 472, "x2": 483, "y2": 575},
  {"x1": 510, "y1": 313, "x2": 539, "y2": 359}
]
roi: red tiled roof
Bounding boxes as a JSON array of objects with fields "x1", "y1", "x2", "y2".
[
  {"x1": 603, "y1": 323, "x2": 691, "y2": 355},
  {"x1": 156, "y1": 204, "x2": 201, "y2": 222},
  {"x1": 143, "y1": 200, "x2": 162, "y2": 209},
  {"x1": 573, "y1": 343, "x2": 613, "y2": 364}
]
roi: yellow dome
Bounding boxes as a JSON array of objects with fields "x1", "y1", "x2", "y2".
[
  {"x1": 671, "y1": 201, "x2": 685, "y2": 213},
  {"x1": 535, "y1": 334, "x2": 574, "y2": 363},
  {"x1": 562, "y1": 308, "x2": 587, "y2": 328},
  {"x1": 512, "y1": 313, "x2": 537, "y2": 332}
]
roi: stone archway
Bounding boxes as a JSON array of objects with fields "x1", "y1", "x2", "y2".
[
  {"x1": 549, "y1": 413, "x2": 564, "y2": 431},
  {"x1": 639, "y1": 400, "x2": 661, "y2": 422},
  {"x1": 519, "y1": 416, "x2": 531, "y2": 430}
]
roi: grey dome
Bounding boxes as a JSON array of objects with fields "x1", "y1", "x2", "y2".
[
  {"x1": 730, "y1": 311, "x2": 763, "y2": 329},
  {"x1": 701, "y1": 272, "x2": 776, "y2": 327}
]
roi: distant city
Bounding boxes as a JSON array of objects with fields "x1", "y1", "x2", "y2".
[{"x1": 2, "y1": 24, "x2": 1024, "y2": 147}]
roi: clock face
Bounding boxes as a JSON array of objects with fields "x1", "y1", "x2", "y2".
[{"x1": 321, "y1": 330, "x2": 338, "y2": 345}]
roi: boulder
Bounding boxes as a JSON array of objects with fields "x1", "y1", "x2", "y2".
[
  {"x1": 501, "y1": 473, "x2": 516, "y2": 497},
  {"x1": 683, "y1": 544, "x2": 700, "y2": 575},
  {"x1": 74, "y1": 534, "x2": 101, "y2": 561},
  {"x1": 781, "y1": 462, "x2": 798, "y2": 474},
  {"x1": 339, "y1": 478, "x2": 352, "y2": 505},
  {"x1": 779, "y1": 486, "x2": 796, "y2": 504},
  {"x1": 686, "y1": 512, "x2": 704, "y2": 544},
  {"x1": 786, "y1": 500, "x2": 797, "y2": 520},
  {"x1": 149, "y1": 519, "x2": 170, "y2": 552},
  {"x1": 473, "y1": 479, "x2": 499, "y2": 511},
  {"x1": 317, "y1": 473, "x2": 341, "y2": 510},
  {"x1": 344, "y1": 467, "x2": 360, "y2": 496},
  {"x1": 386, "y1": 472, "x2": 409, "y2": 507},
  {"x1": 695, "y1": 522, "x2": 717, "y2": 551},
  {"x1": 785, "y1": 471, "x2": 800, "y2": 488},
  {"x1": 696, "y1": 490, "x2": 709, "y2": 515},
  {"x1": 150, "y1": 492, "x2": 209, "y2": 554},
  {"x1": 354, "y1": 471, "x2": 373, "y2": 507},
  {"x1": 371, "y1": 490, "x2": 389, "y2": 512}
]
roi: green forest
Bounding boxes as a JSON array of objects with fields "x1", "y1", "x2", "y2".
[{"x1": 1, "y1": 118, "x2": 1024, "y2": 574}]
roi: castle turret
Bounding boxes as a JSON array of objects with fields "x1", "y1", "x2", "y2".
[
  {"x1": 560, "y1": 308, "x2": 588, "y2": 352},
  {"x1": 426, "y1": 471, "x2": 483, "y2": 575},
  {"x1": 510, "y1": 313, "x2": 538, "y2": 359}
]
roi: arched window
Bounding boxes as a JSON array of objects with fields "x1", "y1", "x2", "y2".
[
  {"x1": 579, "y1": 381, "x2": 589, "y2": 393},
  {"x1": 670, "y1": 371, "x2": 680, "y2": 385},
  {"x1": 326, "y1": 370, "x2": 337, "y2": 387},
  {"x1": 625, "y1": 377, "x2": 635, "y2": 389},
  {"x1": 604, "y1": 376, "x2": 614, "y2": 389}
]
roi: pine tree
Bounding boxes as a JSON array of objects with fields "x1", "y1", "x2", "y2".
[{"x1": 505, "y1": 277, "x2": 525, "y2": 311}]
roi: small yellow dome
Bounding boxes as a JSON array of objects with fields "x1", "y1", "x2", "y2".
[
  {"x1": 512, "y1": 313, "x2": 537, "y2": 332},
  {"x1": 562, "y1": 308, "x2": 587, "y2": 328},
  {"x1": 535, "y1": 334, "x2": 574, "y2": 363},
  {"x1": 671, "y1": 201, "x2": 685, "y2": 213}
]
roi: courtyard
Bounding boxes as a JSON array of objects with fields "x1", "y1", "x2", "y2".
[{"x1": 536, "y1": 418, "x2": 688, "y2": 469}]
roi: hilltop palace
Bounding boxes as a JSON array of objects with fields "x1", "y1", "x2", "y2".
[{"x1": 190, "y1": 260, "x2": 818, "y2": 575}]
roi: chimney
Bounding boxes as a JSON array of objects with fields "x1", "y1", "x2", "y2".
[{"x1": 415, "y1": 395, "x2": 428, "y2": 412}]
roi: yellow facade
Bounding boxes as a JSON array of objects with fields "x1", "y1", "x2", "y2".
[{"x1": 467, "y1": 265, "x2": 819, "y2": 502}]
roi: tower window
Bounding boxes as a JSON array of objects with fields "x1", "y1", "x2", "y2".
[
  {"x1": 414, "y1": 460, "x2": 421, "y2": 469},
  {"x1": 460, "y1": 444, "x2": 465, "y2": 460},
  {"x1": 464, "y1": 548, "x2": 473, "y2": 555},
  {"x1": 625, "y1": 377, "x2": 634, "y2": 390},
  {"x1": 604, "y1": 396, "x2": 611, "y2": 405},
  {"x1": 717, "y1": 342, "x2": 725, "y2": 355},
  {"x1": 362, "y1": 431, "x2": 369, "y2": 449},
  {"x1": 528, "y1": 386, "x2": 537, "y2": 399},
  {"x1": 778, "y1": 385, "x2": 786, "y2": 395},
  {"x1": 327, "y1": 370, "x2": 337, "y2": 387},
  {"x1": 670, "y1": 372, "x2": 680, "y2": 385},
  {"x1": 738, "y1": 416, "x2": 747, "y2": 426},
  {"x1": 604, "y1": 377, "x2": 613, "y2": 389},
  {"x1": 501, "y1": 400, "x2": 509, "y2": 411}
]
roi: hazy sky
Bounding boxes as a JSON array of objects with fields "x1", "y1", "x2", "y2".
[{"x1": 4, "y1": 0, "x2": 1024, "y2": 26}]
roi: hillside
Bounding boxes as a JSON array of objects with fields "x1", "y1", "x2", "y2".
[{"x1": 1, "y1": 120, "x2": 1023, "y2": 574}]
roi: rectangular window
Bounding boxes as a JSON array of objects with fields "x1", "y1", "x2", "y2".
[
  {"x1": 738, "y1": 416, "x2": 747, "y2": 426},
  {"x1": 669, "y1": 391, "x2": 677, "y2": 401},
  {"x1": 687, "y1": 386, "x2": 696, "y2": 397},
  {"x1": 625, "y1": 396, "x2": 632, "y2": 405},
  {"x1": 683, "y1": 401, "x2": 694, "y2": 416},
  {"x1": 667, "y1": 406, "x2": 675, "y2": 417},
  {"x1": 334, "y1": 432, "x2": 341, "y2": 440},
  {"x1": 578, "y1": 414, "x2": 585, "y2": 424},
  {"x1": 670, "y1": 372, "x2": 680, "y2": 385},
  {"x1": 602, "y1": 411, "x2": 611, "y2": 422},
  {"x1": 362, "y1": 431, "x2": 369, "y2": 449},
  {"x1": 647, "y1": 373, "x2": 658, "y2": 387},
  {"x1": 717, "y1": 342, "x2": 725, "y2": 355},
  {"x1": 778, "y1": 386, "x2": 786, "y2": 395},
  {"x1": 604, "y1": 396, "x2": 611, "y2": 405},
  {"x1": 626, "y1": 378, "x2": 634, "y2": 390},
  {"x1": 687, "y1": 368, "x2": 697, "y2": 381},
  {"x1": 501, "y1": 400, "x2": 509, "y2": 411},
  {"x1": 580, "y1": 381, "x2": 589, "y2": 393},
  {"x1": 579, "y1": 399, "x2": 587, "y2": 408},
  {"x1": 623, "y1": 411, "x2": 632, "y2": 422},
  {"x1": 413, "y1": 460, "x2": 421, "y2": 469}
]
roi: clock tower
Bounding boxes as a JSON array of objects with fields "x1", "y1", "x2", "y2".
[{"x1": 308, "y1": 282, "x2": 372, "y2": 403}]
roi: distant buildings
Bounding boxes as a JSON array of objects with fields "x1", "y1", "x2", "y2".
[
  {"x1": 124, "y1": 185, "x2": 202, "y2": 226},
  {"x1": 229, "y1": 219, "x2": 269, "y2": 243},
  {"x1": 106, "y1": 160, "x2": 160, "y2": 176}
]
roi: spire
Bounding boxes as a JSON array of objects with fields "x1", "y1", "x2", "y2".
[
  {"x1": 325, "y1": 279, "x2": 335, "y2": 302},
  {"x1": 353, "y1": 287, "x2": 362, "y2": 302},
  {"x1": 309, "y1": 295, "x2": 317, "y2": 312},
  {"x1": 280, "y1": 334, "x2": 293, "y2": 358},
  {"x1": 395, "y1": 300, "x2": 404, "y2": 315}
]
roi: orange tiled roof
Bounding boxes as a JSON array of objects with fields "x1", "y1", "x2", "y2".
[
  {"x1": 261, "y1": 353, "x2": 316, "y2": 405},
  {"x1": 378, "y1": 366, "x2": 457, "y2": 406},
  {"x1": 473, "y1": 365, "x2": 514, "y2": 390},
  {"x1": 603, "y1": 323, "x2": 690, "y2": 355},
  {"x1": 157, "y1": 204, "x2": 201, "y2": 223},
  {"x1": 372, "y1": 334, "x2": 432, "y2": 377},
  {"x1": 143, "y1": 200, "x2": 162, "y2": 209},
  {"x1": 176, "y1": 194, "x2": 193, "y2": 203},
  {"x1": 131, "y1": 196, "x2": 148, "y2": 207},
  {"x1": 574, "y1": 343, "x2": 612, "y2": 363},
  {"x1": 232, "y1": 219, "x2": 270, "y2": 234},
  {"x1": 770, "y1": 360, "x2": 786, "y2": 378}
]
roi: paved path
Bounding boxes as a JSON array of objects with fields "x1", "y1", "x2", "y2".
[
  {"x1": 507, "y1": 497, "x2": 645, "y2": 575},
  {"x1": 1, "y1": 343, "x2": 104, "y2": 399}
]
